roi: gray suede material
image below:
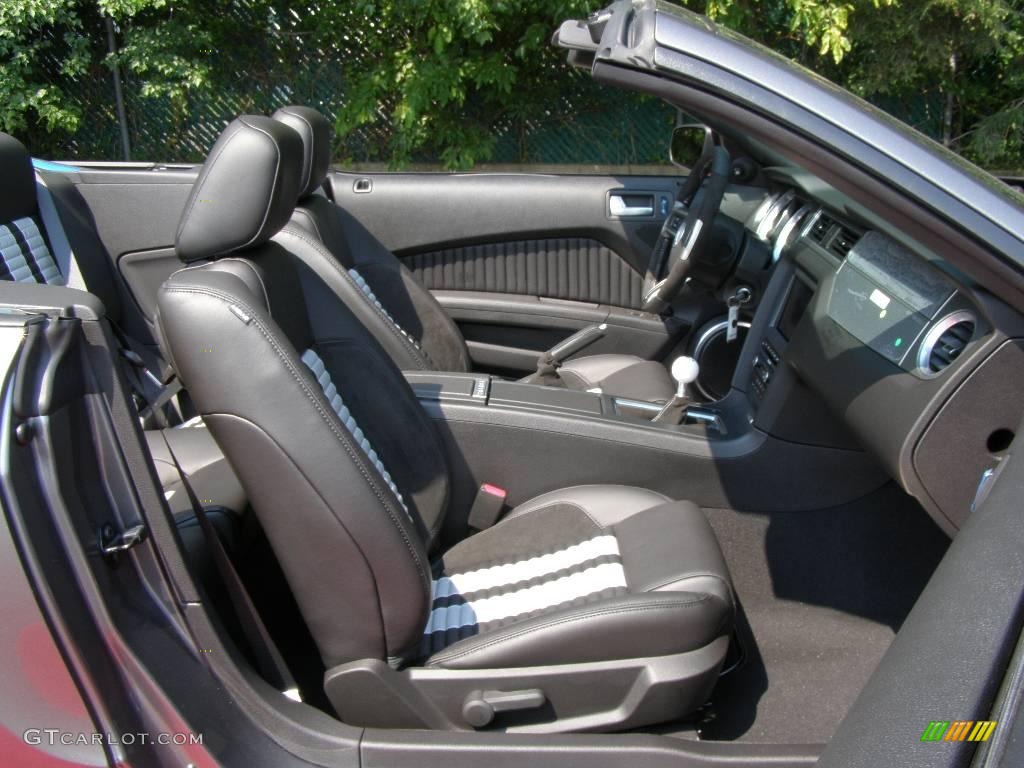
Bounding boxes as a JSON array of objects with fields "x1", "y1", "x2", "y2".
[
  {"x1": 507, "y1": 484, "x2": 671, "y2": 526},
  {"x1": 437, "y1": 504, "x2": 600, "y2": 575},
  {"x1": 291, "y1": 195, "x2": 471, "y2": 372}
]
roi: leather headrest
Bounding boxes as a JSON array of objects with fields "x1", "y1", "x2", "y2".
[
  {"x1": 0, "y1": 132, "x2": 38, "y2": 223},
  {"x1": 272, "y1": 106, "x2": 331, "y2": 199},
  {"x1": 176, "y1": 116, "x2": 302, "y2": 263}
]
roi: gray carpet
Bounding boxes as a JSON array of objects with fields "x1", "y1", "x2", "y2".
[{"x1": 699, "y1": 483, "x2": 950, "y2": 744}]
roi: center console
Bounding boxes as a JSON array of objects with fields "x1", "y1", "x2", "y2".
[{"x1": 405, "y1": 358, "x2": 888, "y2": 542}]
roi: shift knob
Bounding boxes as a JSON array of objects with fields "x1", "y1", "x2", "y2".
[{"x1": 670, "y1": 356, "x2": 700, "y2": 398}]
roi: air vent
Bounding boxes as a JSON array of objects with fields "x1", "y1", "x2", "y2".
[
  {"x1": 828, "y1": 226, "x2": 859, "y2": 259},
  {"x1": 808, "y1": 213, "x2": 835, "y2": 244},
  {"x1": 916, "y1": 311, "x2": 976, "y2": 378}
]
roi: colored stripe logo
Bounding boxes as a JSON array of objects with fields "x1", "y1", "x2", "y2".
[{"x1": 921, "y1": 721, "x2": 997, "y2": 742}]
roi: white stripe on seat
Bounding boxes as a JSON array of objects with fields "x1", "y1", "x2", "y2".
[
  {"x1": 300, "y1": 348, "x2": 411, "y2": 519},
  {"x1": 436, "y1": 535, "x2": 621, "y2": 595},
  {"x1": 1, "y1": 217, "x2": 62, "y2": 284},
  {"x1": 425, "y1": 560, "x2": 628, "y2": 632},
  {"x1": 348, "y1": 268, "x2": 422, "y2": 350}
]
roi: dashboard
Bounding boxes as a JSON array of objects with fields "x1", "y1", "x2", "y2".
[{"x1": 734, "y1": 185, "x2": 1023, "y2": 535}]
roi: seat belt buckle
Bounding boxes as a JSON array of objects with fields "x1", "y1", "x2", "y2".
[
  {"x1": 120, "y1": 347, "x2": 146, "y2": 367},
  {"x1": 468, "y1": 483, "x2": 507, "y2": 532}
]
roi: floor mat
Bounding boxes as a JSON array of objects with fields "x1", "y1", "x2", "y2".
[{"x1": 700, "y1": 483, "x2": 950, "y2": 744}]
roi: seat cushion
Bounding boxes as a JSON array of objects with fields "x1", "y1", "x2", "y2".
[
  {"x1": 556, "y1": 354, "x2": 675, "y2": 403},
  {"x1": 421, "y1": 485, "x2": 733, "y2": 669}
]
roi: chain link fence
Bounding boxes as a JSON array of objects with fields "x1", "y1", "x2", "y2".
[{"x1": 62, "y1": 72, "x2": 678, "y2": 168}]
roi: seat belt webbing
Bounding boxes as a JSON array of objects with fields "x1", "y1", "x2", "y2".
[{"x1": 160, "y1": 432, "x2": 300, "y2": 699}]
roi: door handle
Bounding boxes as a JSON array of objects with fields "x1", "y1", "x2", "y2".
[{"x1": 609, "y1": 193, "x2": 654, "y2": 218}]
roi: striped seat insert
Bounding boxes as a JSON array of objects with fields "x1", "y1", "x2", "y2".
[
  {"x1": 1, "y1": 216, "x2": 62, "y2": 284},
  {"x1": 421, "y1": 533, "x2": 629, "y2": 656},
  {"x1": 300, "y1": 348, "x2": 412, "y2": 520},
  {"x1": 348, "y1": 268, "x2": 422, "y2": 351}
]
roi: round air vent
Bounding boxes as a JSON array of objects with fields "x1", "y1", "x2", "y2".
[{"x1": 916, "y1": 311, "x2": 976, "y2": 378}]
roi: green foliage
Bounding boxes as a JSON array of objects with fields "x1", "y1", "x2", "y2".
[
  {"x1": 688, "y1": 0, "x2": 1024, "y2": 169},
  {"x1": 324, "y1": 0, "x2": 598, "y2": 168},
  {"x1": 0, "y1": 0, "x2": 93, "y2": 137},
  {"x1": 0, "y1": 0, "x2": 1021, "y2": 172}
]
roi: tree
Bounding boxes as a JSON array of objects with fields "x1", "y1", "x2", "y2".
[
  {"x1": 687, "y1": 0, "x2": 1024, "y2": 170},
  {"x1": 0, "y1": 0, "x2": 1021, "y2": 171}
]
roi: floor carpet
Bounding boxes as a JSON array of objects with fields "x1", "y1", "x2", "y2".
[{"x1": 699, "y1": 483, "x2": 950, "y2": 744}]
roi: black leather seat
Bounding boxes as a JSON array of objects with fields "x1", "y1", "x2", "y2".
[
  {"x1": 156, "y1": 116, "x2": 733, "y2": 733},
  {"x1": 0, "y1": 131, "x2": 246, "y2": 522},
  {"x1": 271, "y1": 105, "x2": 676, "y2": 404}
]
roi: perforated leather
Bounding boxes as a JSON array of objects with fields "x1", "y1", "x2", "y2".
[{"x1": 301, "y1": 347, "x2": 411, "y2": 519}]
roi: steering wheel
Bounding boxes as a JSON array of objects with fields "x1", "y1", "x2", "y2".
[{"x1": 642, "y1": 145, "x2": 731, "y2": 314}]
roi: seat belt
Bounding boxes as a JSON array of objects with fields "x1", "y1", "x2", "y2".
[
  {"x1": 110, "y1": 324, "x2": 178, "y2": 429},
  {"x1": 35, "y1": 172, "x2": 183, "y2": 428},
  {"x1": 160, "y1": 433, "x2": 300, "y2": 700}
]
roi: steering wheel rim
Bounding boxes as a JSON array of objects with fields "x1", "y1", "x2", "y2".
[{"x1": 642, "y1": 145, "x2": 731, "y2": 314}]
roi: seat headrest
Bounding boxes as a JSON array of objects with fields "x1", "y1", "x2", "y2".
[
  {"x1": 0, "y1": 132, "x2": 39, "y2": 223},
  {"x1": 271, "y1": 106, "x2": 331, "y2": 199},
  {"x1": 176, "y1": 115, "x2": 303, "y2": 263}
]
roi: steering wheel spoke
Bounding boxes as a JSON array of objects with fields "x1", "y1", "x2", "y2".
[{"x1": 641, "y1": 145, "x2": 731, "y2": 313}]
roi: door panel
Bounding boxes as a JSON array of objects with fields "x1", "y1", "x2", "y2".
[
  {"x1": 329, "y1": 170, "x2": 685, "y2": 372},
  {"x1": 329, "y1": 171, "x2": 680, "y2": 283},
  {"x1": 432, "y1": 291, "x2": 682, "y2": 374},
  {"x1": 402, "y1": 237, "x2": 645, "y2": 309},
  {"x1": 71, "y1": 167, "x2": 197, "y2": 331}
]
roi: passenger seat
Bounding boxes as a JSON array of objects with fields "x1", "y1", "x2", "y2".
[
  {"x1": 271, "y1": 105, "x2": 677, "y2": 403},
  {"x1": 156, "y1": 115, "x2": 735, "y2": 733},
  {"x1": 0, "y1": 131, "x2": 246, "y2": 523}
]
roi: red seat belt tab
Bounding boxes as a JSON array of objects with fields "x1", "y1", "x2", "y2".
[{"x1": 468, "y1": 483, "x2": 508, "y2": 532}]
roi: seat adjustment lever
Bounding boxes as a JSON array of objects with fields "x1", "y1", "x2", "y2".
[{"x1": 462, "y1": 688, "x2": 546, "y2": 728}]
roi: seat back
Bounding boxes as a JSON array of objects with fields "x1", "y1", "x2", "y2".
[
  {"x1": 0, "y1": 133, "x2": 125, "y2": 320},
  {"x1": 157, "y1": 116, "x2": 450, "y2": 668},
  {"x1": 272, "y1": 106, "x2": 472, "y2": 373}
]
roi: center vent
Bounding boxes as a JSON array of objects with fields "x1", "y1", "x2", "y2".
[
  {"x1": 916, "y1": 311, "x2": 976, "y2": 377},
  {"x1": 828, "y1": 226, "x2": 859, "y2": 259}
]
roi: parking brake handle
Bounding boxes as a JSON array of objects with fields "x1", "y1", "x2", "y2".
[{"x1": 529, "y1": 323, "x2": 607, "y2": 385}]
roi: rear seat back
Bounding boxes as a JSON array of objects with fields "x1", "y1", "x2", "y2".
[
  {"x1": 0, "y1": 133, "x2": 126, "y2": 322},
  {"x1": 0, "y1": 130, "x2": 247, "y2": 520}
]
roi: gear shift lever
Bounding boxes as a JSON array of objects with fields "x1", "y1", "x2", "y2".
[
  {"x1": 670, "y1": 356, "x2": 700, "y2": 399},
  {"x1": 653, "y1": 356, "x2": 699, "y2": 424}
]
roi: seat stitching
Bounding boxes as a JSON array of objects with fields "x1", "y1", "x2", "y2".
[
  {"x1": 644, "y1": 572, "x2": 733, "y2": 594},
  {"x1": 278, "y1": 226, "x2": 432, "y2": 370},
  {"x1": 293, "y1": 206, "x2": 324, "y2": 240},
  {"x1": 236, "y1": 116, "x2": 284, "y2": 249},
  {"x1": 162, "y1": 283, "x2": 430, "y2": 591},
  {"x1": 502, "y1": 499, "x2": 601, "y2": 528},
  {"x1": 279, "y1": 107, "x2": 318, "y2": 194},
  {"x1": 217, "y1": 257, "x2": 271, "y2": 315},
  {"x1": 427, "y1": 597, "x2": 711, "y2": 666},
  {"x1": 175, "y1": 125, "x2": 244, "y2": 246}
]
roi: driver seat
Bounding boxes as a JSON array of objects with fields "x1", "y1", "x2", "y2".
[{"x1": 272, "y1": 106, "x2": 676, "y2": 403}]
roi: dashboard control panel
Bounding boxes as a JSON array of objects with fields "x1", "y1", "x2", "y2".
[
  {"x1": 826, "y1": 231, "x2": 958, "y2": 371},
  {"x1": 750, "y1": 338, "x2": 781, "y2": 400}
]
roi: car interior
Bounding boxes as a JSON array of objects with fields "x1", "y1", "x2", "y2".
[{"x1": 2, "y1": 6, "x2": 1023, "y2": 766}]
